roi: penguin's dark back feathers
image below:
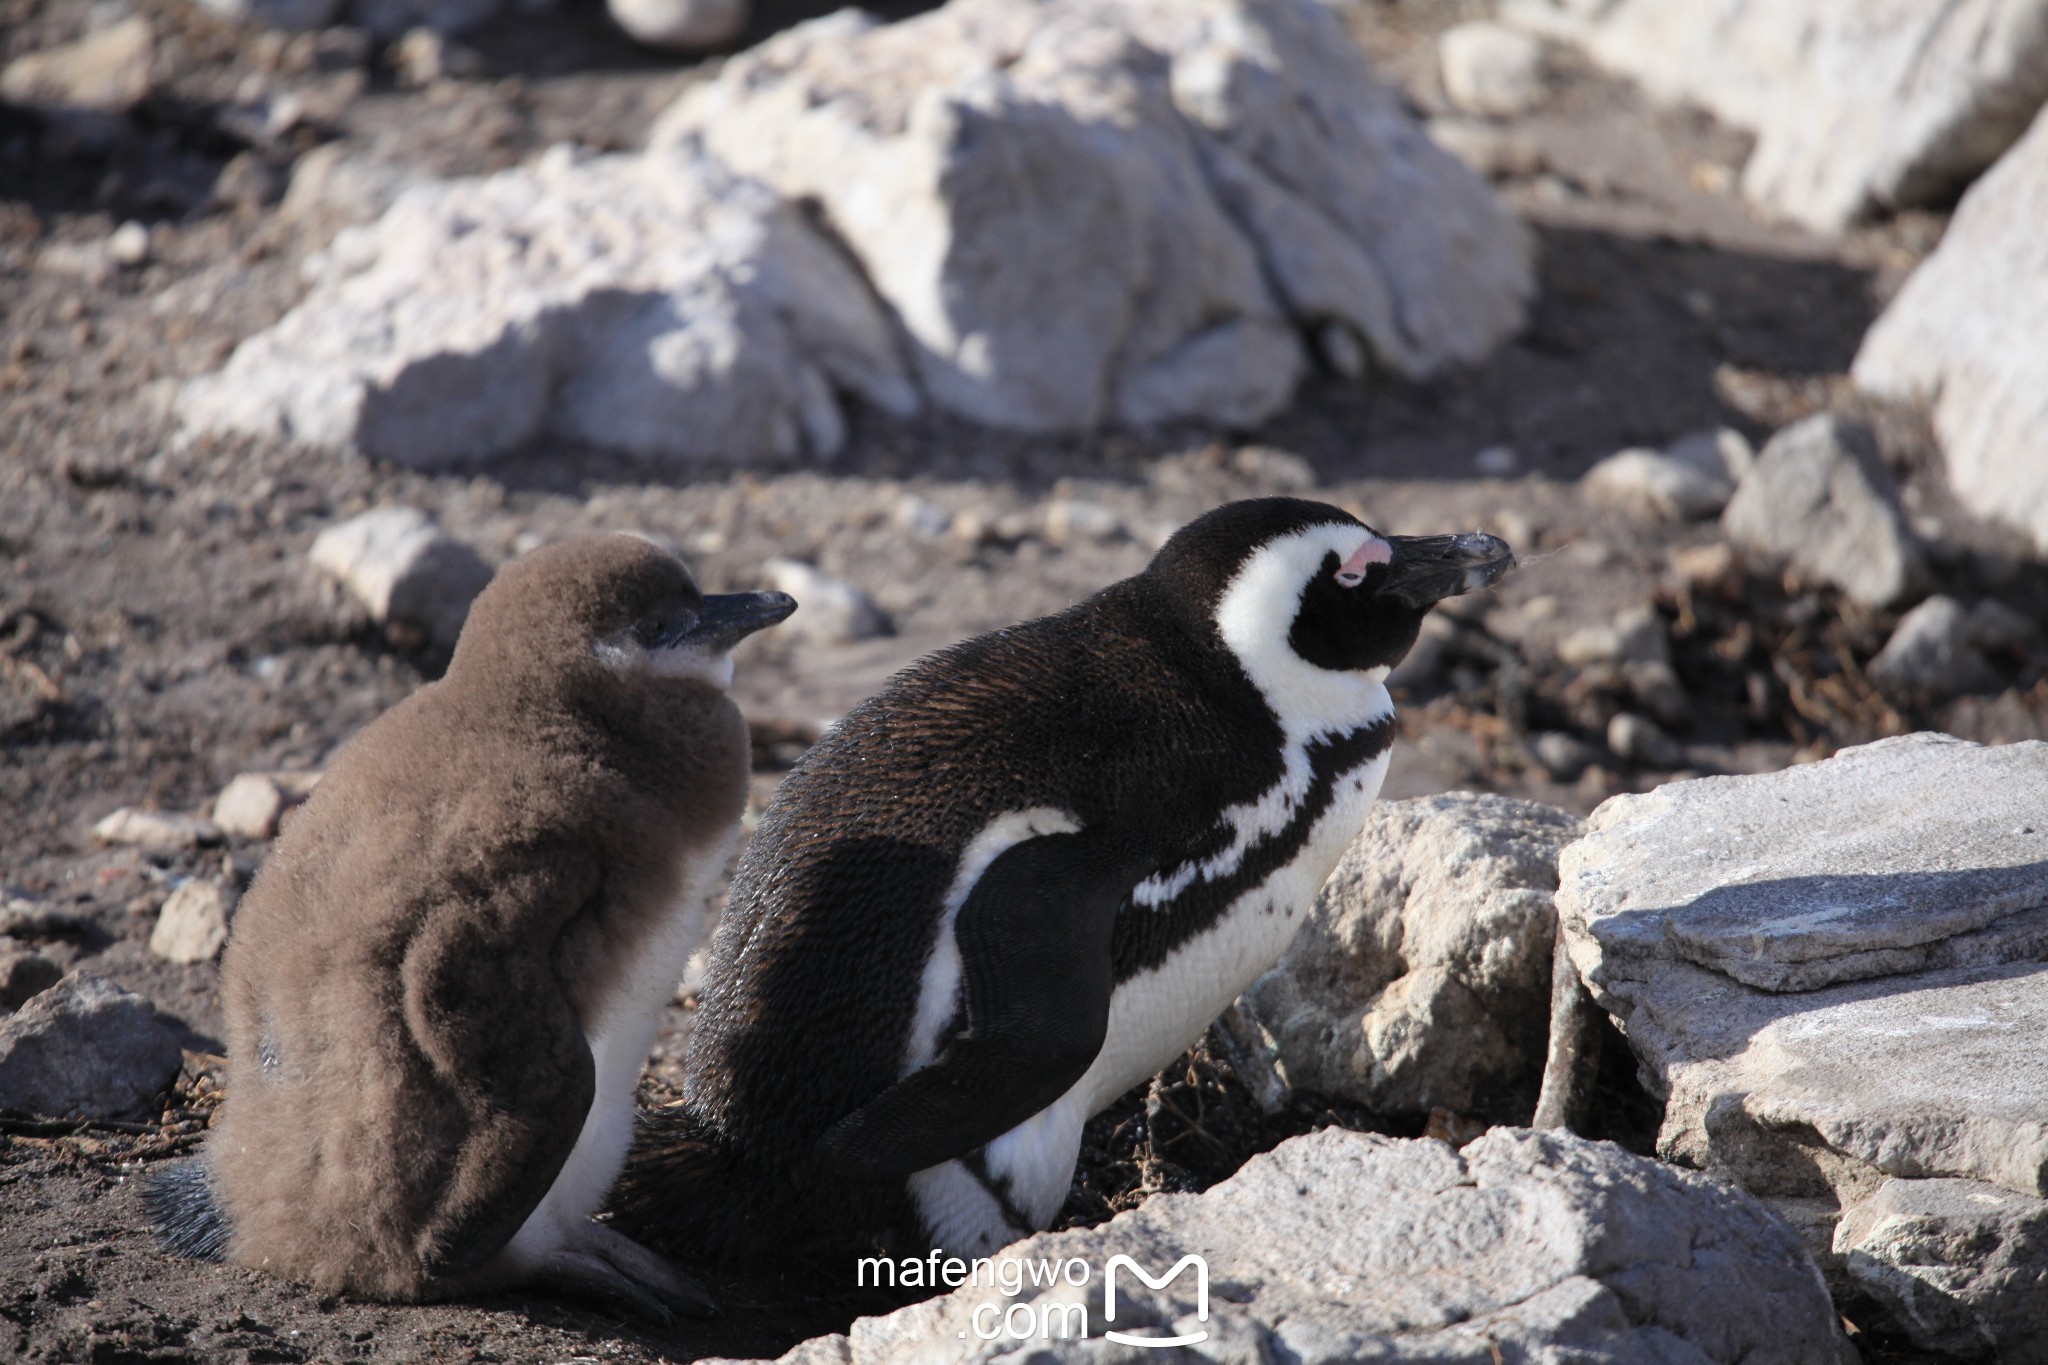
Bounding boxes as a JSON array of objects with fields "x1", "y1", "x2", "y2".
[{"x1": 660, "y1": 568, "x2": 1311, "y2": 1247}]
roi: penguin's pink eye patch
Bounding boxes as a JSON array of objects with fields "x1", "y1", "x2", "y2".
[{"x1": 1334, "y1": 536, "x2": 1393, "y2": 588}]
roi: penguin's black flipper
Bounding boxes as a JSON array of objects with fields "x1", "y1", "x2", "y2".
[{"x1": 818, "y1": 832, "x2": 1125, "y2": 1180}]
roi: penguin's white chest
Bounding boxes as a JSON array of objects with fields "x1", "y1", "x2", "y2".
[
  {"x1": 1084, "y1": 743, "x2": 1391, "y2": 1110},
  {"x1": 911, "y1": 738, "x2": 1392, "y2": 1256}
]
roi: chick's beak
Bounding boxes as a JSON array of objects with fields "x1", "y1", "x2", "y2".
[
  {"x1": 1376, "y1": 533, "x2": 1516, "y2": 608},
  {"x1": 665, "y1": 591, "x2": 797, "y2": 652}
]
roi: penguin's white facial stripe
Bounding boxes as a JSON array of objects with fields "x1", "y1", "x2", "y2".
[
  {"x1": 1213, "y1": 524, "x2": 1395, "y2": 739},
  {"x1": 593, "y1": 638, "x2": 735, "y2": 689},
  {"x1": 1333, "y1": 536, "x2": 1392, "y2": 588},
  {"x1": 901, "y1": 807, "x2": 1083, "y2": 1078}
]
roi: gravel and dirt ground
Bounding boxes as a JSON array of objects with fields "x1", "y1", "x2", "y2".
[{"x1": 4, "y1": 0, "x2": 2044, "y2": 1359}]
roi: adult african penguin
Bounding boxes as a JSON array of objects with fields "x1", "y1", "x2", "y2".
[
  {"x1": 145, "y1": 534, "x2": 793, "y2": 1318},
  {"x1": 613, "y1": 498, "x2": 1513, "y2": 1260}
]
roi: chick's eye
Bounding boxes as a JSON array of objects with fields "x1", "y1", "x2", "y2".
[
  {"x1": 1334, "y1": 568, "x2": 1365, "y2": 588},
  {"x1": 632, "y1": 615, "x2": 668, "y2": 648}
]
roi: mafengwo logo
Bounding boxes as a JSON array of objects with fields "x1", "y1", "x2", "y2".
[
  {"x1": 1103, "y1": 1254, "x2": 1210, "y2": 1347},
  {"x1": 855, "y1": 1250, "x2": 1210, "y2": 1346}
]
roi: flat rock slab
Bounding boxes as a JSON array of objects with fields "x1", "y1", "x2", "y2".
[
  {"x1": 1855, "y1": 104, "x2": 2048, "y2": 558},
  {"x1": 1556, "y1": 733, "x2": 2048, "y2": 1352},
  {"x1": 179, "y1": 144, "x2": 916, "y2": 471},
  {"x1": 1561, "y1": 733, "x2": 2048, "y2": 996},
  {"x1": 653, "y1": 0, "x2": 1531, "y2": 434},
  {"x1": 730, "y1": 1127, "x2": 1850, "y2": 1364},
  {"x1": 1505, "y1": 0, "x2": 2048, "y2": 233}
]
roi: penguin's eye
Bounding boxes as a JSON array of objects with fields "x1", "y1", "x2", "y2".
[
  {"x1": 633, "y1": 612, "x2": 693, "y2": 649},
  {"x1": 1333, "y1": 536, "x2": 1392, "y2": 589}
]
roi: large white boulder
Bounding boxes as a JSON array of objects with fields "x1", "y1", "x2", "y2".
[
  {"x1": 1854, "y1": 105, "x2": 2048, "y2": 557},
  {"x1": 652, "y1": 0, "x2": 1533, "y2": 433},
  {"x1": 1556, "y1": 734, "x2": 2048, "y2": 1356},
  {"x1": 732, "y1": 1127, "x2": 1851, "y2": 1364},
  {"x1": 1505, "y1": 0, "x2": 2048, "y2": 233},
  {"x1": 179, "y1": 144, "x2": 918, "y2": 471}
]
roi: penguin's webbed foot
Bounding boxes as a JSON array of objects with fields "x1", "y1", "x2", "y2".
[{"x1": 536, "y1": 1219, "x2": 717, "y2": 1323}]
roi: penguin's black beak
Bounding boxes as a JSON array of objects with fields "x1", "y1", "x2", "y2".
[
  {"x1": 1377, "y1": 533, "x2": 1516, "y2": 609},
  {"x1": 666, "y1": 591, "x2": 798, "y2": 652}
]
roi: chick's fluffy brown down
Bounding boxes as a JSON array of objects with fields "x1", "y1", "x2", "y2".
[{"x1": 207, "y1": 537, "x2": 749, "y2": 1300}]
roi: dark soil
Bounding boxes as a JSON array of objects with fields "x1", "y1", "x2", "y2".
[{"x1": 3, "y1": 0, "x2": 2038, "y2": 1359}]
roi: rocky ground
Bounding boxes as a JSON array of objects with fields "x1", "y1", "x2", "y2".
[{"x1": 4, "y1": 0, "x2": 2046, "y2": 1360}]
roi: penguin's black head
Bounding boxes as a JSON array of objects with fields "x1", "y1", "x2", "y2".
[
  {"x1": 1150, "y1": 497, "x2": 1513, "y2": 701},
  {"x1": 452, "y1": 534, "x2": 795, "y2": 692}
]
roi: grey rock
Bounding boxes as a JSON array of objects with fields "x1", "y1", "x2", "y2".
[
  {"x1": 0, "y1": 15, "x2": 154, "y2": 113},
  {"x1": 182, "y1": 144, "x2": 918, "y2": 470},
  {"x1": 1439, "y1": 21, "x2": 1548, "y2": 118},
  {"x1": 1835, "y1": 1178, "x2": 2048, "y2": 1361},
  {"x1": 0, "y1": 972, "x2": 186, "y2": 1120},
  {"x1": 1558, "y1": 602, "x2": 1670, "y2": 668},
  {"x1": 1556, "y1": 734, "x2": 2048, "y2": 1354},
  {"x1": 1855, "y1": 107, "x2": 2048, "y2": 556},
  {"x1": 1606, "y1": 712, "x2": 1681, "y2": 768},
  {"x1": 1721, "y1": 414, "x2": 1925, "y2": 609},
  {"x1": 0, "y1": 895, "x2": 86, "y2": 942},
  {"x1": 1428, "y1": 115, "x2": 1547, "y2": 179},
  {"x1": 607, "y1": 0, "x2": 746, "y2": 50},
  {"x1": 309, "y1": 507, "x2": 491, "y2": 652},
  {"x1": 1041, "y1": 498, "x2": 1124, "y2": 546},
  {"x1": 1531, "y1": 730, "x2": 1597, "y2": 782},
  {"x1": 0, "y1": 950, "x2": 63, "y2": 1013},
  {"x1": 1562, "y1": 734, "x2": 2048, "y2": 998},
  {"x1": 651, "y1": 0, "x2": 1531, "y2": 433},
  {"x1": 279, "y1": 142, "x2": 427, "y2": 227},
  {"x1": 889, "y1": 495, "x2": 951, "y2": 540},
  {"x1": 150, "y1": 880, "x2": 236, "y2": 965},
  {"x1": 1473, "y1": 444, "x2": 1520, "y2": 475},
  {"x1": 211, "y1": 770, "x2": 320, "y2": 841},
  {"x1": 1582, "y1": 447, "x2": 1732, "y2": 521},
  {"x1": 1667, "y1": 427, "x2": 1755, "y2": 485},
  {"x1": 391, "y1": 27, "x2": 481, "y2": 86},
  {"x1": 107, "y1": 221, "x2": 151, "y2": 267},
  {"x1": 1505, "y1": 0, "x2": 2048, "y2": 233},
  {"x1": 742, "y1": 1127, "x2": 1850, "y2": 1364},
  {"x1": 1868, "y1": 595, "x2": 2003, "y2": 700},
  {"x1": 92, "y1": 807, "x2": 223, "y2": 852},
  {"x1": 764, "y1": 560, "x2": 893, "y2": 646},
  {"x1": 1624, "y1": 658, "x2": 1693, "y2": 727},
  {"x1": 1243, "y1": 793, "x2": 1583, "y2": 1116}
]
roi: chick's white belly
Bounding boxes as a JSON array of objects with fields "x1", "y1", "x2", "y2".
[
  {"x1": 503, "y1": 835, "x2": 731, "y2": 1267},
  {"x1": 928, "y1": 747, "x2": 1392, "y2": 1252}
]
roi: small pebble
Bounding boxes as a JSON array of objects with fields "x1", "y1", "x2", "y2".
[
  {"x1": 149, "y1": 880, "x2": 235, "y2": 965},
  {"x1": 107, "y1": 221, "x2": 151, "y2": 267},
  {"x1": 764, "y1": 559, "x2": 892, "y2": 645},
  {"x1": 1608, "y1": 712, "x2": 1682, "y2": 769},
  {"x1": 1473, "y1": 446, "x2": 1520, "y2": 477},
  {"x1": 93, "y1": 808, "x2": 223, "y2": 852}
]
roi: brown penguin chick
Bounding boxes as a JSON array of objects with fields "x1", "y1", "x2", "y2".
[{"x1": 146, "y1": 534, "x2": 793, "y2": 1318}]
